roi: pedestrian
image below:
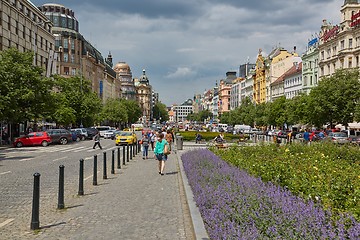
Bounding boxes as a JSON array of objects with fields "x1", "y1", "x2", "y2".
[
  {"x1": 303, "y1": 129, "x2": 310, "y2": 144},
  {"x1": 165, "y1": 129, "x2": 173, "y2": 151},
  {"x1": 93, "y1": 131, "x2": 102, "y2": 149},
  {"x1": 141, "y1": 134, "x2": 150, "y2": 159},
  {"x1": 154, "y1": 133, "x2": 170, "y2": 175},
  {"x1": 150, "y1": 131, "x2": 156, "y2": 151}
]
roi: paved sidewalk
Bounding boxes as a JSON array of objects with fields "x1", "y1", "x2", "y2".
[{"x1": 6, "y1": 146, "x2": 200, "y2": 240}]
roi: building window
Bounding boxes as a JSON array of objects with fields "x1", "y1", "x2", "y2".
[
  {"x1": 70, "y1": 54, "x2": 75, "y2": 63},
  {"x1": 321, "y1": 51, "x2": 324, "y2": 60},
  {"x1": 349, "y1": 38, "x2": 353, "y2": 49},
  {"x1": 340, "y1": 40, "x2": 345, "y2": 50},
  {"x1": 332, "y1": 46, "x2": 337, "y2": 56},
  {"x1": 357, "y1": 56, "x2": 359, "y2": 67},
  {"x1": 327, "y1": 48, "x2": 331, "y2": 58},
  {"x1": 63, "y1": 39, "x2": 68, "y2": 49},
  {"x1": 63, "y1": 53, "x2": 68, "y2": 62},
  {"x1": 349, "y1": 57, "x2": 352, "y2": 68},
  {"x1": 71, "y1": 68, "x2": 76, "y2": 75}
]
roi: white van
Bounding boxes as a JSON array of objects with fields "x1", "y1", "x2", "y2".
[{"x1": 95, "y1": 126, "x2": 112, "y2": 137}]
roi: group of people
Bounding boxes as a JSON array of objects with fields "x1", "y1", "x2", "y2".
[{"x1": 140, "y1": 128, "x2": 174, "y2": 175}]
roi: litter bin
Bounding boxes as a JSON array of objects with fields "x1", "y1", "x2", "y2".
[{"x1": 176, "y1": 136, "x2": 183, "y2": 150}]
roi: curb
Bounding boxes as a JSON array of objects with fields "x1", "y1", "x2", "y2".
[{"x1": 176, "y1": 148, "x2": 210, "y2": 240}]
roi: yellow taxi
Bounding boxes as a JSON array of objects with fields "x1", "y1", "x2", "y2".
[{"x1": 115, "y1": 131, "x2": 137, "y2": 145}]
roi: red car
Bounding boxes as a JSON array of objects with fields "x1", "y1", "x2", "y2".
[{"x1": 13, "y1": 132, "x2": 52, "y2": 148}]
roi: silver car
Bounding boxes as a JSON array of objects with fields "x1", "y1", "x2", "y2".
[{"x1": 325, "y1": 132, "x2": 350, "y2": 144}]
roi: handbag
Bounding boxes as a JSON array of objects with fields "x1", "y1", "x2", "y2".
[{"x1": 164, "y1": 144, "x2": 170, "y2": 155}]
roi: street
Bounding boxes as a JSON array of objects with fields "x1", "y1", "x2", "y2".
[{"x1": 0, "y1": 138, "x2": 132, "y2": 237}]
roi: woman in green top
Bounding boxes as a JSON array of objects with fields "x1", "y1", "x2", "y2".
[{"x1": 154, "y1": 133, "x2": 169, "y2": 175}]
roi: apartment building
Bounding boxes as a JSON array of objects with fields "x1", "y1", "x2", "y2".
[{"x1": 0, "y1": 0, "x2": 55, "y2": 75}]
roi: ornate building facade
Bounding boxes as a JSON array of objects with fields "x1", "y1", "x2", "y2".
[
  {"x1": 318, "y1": 0, "x2": 360, "y2": 77},
  {"x1": 114, "y1": 62, "x2": 136, "y2": 101},
  {"x1": 135, "y1": 69, "x2": 152, "y2": 123}
]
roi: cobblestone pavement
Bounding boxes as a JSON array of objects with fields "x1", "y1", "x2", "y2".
[{"x1": 0, "y1": 146, "x2": 196, "y2": 240}]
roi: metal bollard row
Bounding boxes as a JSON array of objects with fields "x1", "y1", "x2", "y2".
[{"x1": 30, "y1": 143, "x2": 139, "y2": 230}]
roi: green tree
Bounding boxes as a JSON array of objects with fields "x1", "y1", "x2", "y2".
[
  {"x1": 101, "y1": 99, "x2": 128, "y2": 127},
  {"x1": 153, "y1": 102, "x2": 169, "y2": 122},
  {"x1": 120, "y1": 99, "x2": 142, "y2": 124},
  {"x1": 52, "y1": 75, "x2": 102, "y2": 127},
  {"x1": 308, "y1": 69, "x2": 360, "y2": 128},
  {"x1": 0, "y1": 48, "x2": 54, "y2": 124}
]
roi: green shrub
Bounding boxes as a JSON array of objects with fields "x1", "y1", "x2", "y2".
[
  {"x1": 211, "y1": 142, "x2": 360, "y2": 221},
  {"x1": 176, "y1": 131, "x2": 248, "y2": 142}
]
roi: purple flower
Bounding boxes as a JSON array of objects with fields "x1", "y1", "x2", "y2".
[{"x1": 182, "y1": 149, "x2": 360, "y2": 239}]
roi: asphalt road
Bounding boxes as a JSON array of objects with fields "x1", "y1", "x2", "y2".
[{"x1": 0, "y1": 138, "x2": 130, "y2": 237}]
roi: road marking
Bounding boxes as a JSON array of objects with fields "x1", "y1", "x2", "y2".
[
  {"x1": 62, "y1": 146, "x2": 86, "y2": 153},
  {"x1": 53, "y1": 156, "x2": 67, "y2": 162},
  {"x1": 0, "y1": 218, "x2": 14, "y2": 228},
  {"x1": 0, "y1": 171, "x2": 11, "y2": 175},
  {"x1": 19, "y1": 158, "x2": 32, "y2": 162},
  {"x1": 84, "y1": 171, "x2": 100, "y2": 181}
]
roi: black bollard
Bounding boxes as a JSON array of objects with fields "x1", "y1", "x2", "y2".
[
  {"x1": 30, "y1": 172, "x2": 41, "y2": 230},
  {"x1": 134, "y1": 142, "x2": 137, "y2": 155},
  {"x1": 78, "y1": 159, "x2": 84, "y2": 195},
  {"x1": 111, "y1": 150, "x2": 115, "y2": 174},
  {"x1": 103, "y1": 152, "x2": 107, "y2": 179},
  {"x1": 127, "y1": 144, "x2": 129, "y2": 162},
  {"x1": 130, "y1": 144, "x2": 133, "y2": 160},
  {"x1": 117, "y1": 147, "x2": 121, "y2": 169},
  {"x1": 93, "y1": 155, "x2": 98, "y2": 186},
  {"x1": 133, "y1": 143, "x2": 136, "y2": 156},
  {"x1": 123, "y1": 145, "x2": 126, "y2": 165},
  {"x1": 58, "y1": 165, "x2": 65, "y2": 209}
]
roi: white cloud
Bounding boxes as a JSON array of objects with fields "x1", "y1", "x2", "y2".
[{"x1": 165, "y1": 67, "x2": 196, "y2": 78}]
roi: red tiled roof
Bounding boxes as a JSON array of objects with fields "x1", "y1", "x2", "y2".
[{"x1": 271, "y1": 62, "x2": 302, "y2": 86}]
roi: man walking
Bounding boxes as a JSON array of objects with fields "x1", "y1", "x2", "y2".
[{"x1": 93, "y1": 131, "x2": 102, "y2": 149}]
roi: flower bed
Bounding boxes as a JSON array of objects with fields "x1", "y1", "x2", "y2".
[
  {"x1": 182, "y1": 149, "x2": 360, "y2": 239},
  {"x1": 211, "y1": 143, "x2": 360, "y2": 221}
]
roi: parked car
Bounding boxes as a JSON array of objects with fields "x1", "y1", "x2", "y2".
[
  {"x1": 85, "y1": 127, "x2": 97, "y2": 140},
  {"x1": 46, "y1": 129, "x2": 73, "y2": 145},
  {"x1": 70, "y1": 129, "x2": 85, "y2": 142},
  {"x1": 72, "y1": 128, "x2": 88, "y2": 139},
  {"x1": 13, "y1": 132, "x2": 51, "y2": 148},
  {"x1": 324, "y1": 132, "x2": 350, "y2": 144},
  {"x1": 104, "y1": 129, "x2": 116, "y2": 139},
  {"x1": 115, "y1": 131, "x2": 137, "y2": 145},
  {"x1": 95, "y1": 126, "x2": 112, "y2": 137},
  {"x1": 349, "y1": 135, "x2": 360, "y2": 145}
]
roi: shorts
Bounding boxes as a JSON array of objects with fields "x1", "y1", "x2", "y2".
[{"x1": 155, "y1": 153, "x2": 168, "y2": 161}]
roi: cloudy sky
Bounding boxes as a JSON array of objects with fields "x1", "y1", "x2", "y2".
[{"x1": 30, "y1": 0, "x2": 341, "y2": 106}]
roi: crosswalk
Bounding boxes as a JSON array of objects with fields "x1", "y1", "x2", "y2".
[{"x1": 0, "y1": 143, "x2": 122, "y2": 158}]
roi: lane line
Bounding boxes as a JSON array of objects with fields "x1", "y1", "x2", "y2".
[
  {"x1": 0, "y1": 219, "x2": 14, "y2": 228},
  {"x1": 19, "y1": 158, "x2": 33, "y2": 162},
  {"x1": 52, "y1": 156, "x2": 67, "y2": 162},
  {"x1": 84, "y1": 171, "x2": 100, "y2": 181},
  {"x1": 0, "y1": 171, "x2": 11, "y2": 175}
]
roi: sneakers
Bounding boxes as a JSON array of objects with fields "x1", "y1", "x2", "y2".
[{"x1": 142, "y1": 157, "x2": 145, "y2": 160}]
